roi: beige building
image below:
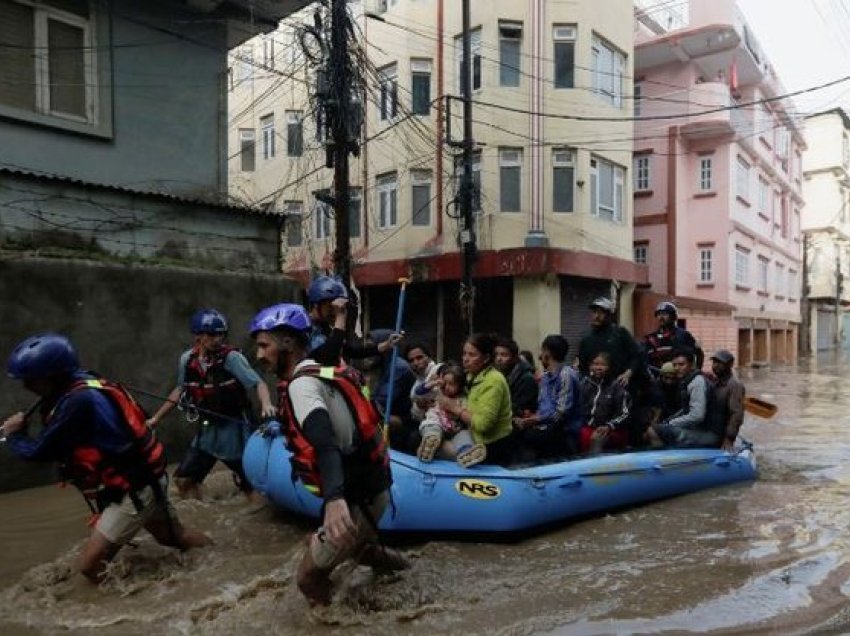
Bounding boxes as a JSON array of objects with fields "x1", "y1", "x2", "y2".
[
  {"x1": 801, "y1": 109, "x2": 850, "y2": 351},
  {"x1": 228, "y1": 0, "x2": 644, "y2": 357}
]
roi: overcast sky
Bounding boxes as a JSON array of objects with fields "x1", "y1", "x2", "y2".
[{"x1": 738, "y1": 0, "x2": 850, "y2": 115}]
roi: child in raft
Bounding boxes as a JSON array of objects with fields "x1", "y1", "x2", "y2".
[{"x1": 415, "y1": 363, "x2": 486, "y2": 467}]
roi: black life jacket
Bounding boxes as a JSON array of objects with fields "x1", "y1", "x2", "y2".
[
  {"x1": 677, "y1": 370, "x2": 724, "y2": 437},
  {"x1": 183, "y1": 345, "x2": 248, "y2": 419},
  {"x1": 52, "y1": 377, "x2": 167, "y2": 509},
  {"x1": 277, "y1": 364, "x2": 390, "y2": 501}
]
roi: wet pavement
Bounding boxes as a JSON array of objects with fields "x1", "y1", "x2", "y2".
[{"x1": 2, "y1": 353, "x2": 850, "y2": 635}]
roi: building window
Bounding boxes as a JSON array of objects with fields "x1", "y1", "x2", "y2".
[
  {"x1": 379, "y1": 63, "x2": 398, "y2": 120},
  {"x1": 314, "y1": 200, "x2": 331, "y2": 240},
  {"x1": 780, "y1": 197, "x2": 789, "y2": 239},
  {"x1": 736, "y1": 156, "x2": 750, "y2": 200},
  {"x1": 499, "y1": 21, "x2": 522, "y2": 87},
  {"x1": 735, "y1": 246, "x2": 750, "y2": 286},
  {"x1": 700, "y1": 248, "x2": 713, "y2": 282},
  {"x1": 553, "y1": 25, "x2": 576, "y2": 89},
  {"x1": 377, "y1": 173, "x2": 398, "y2": 229},
  {"x1": 788, "y1": 269, "x2": 797, "y2": 300},
  {"x1": 843, "y1": 133, "x2": 850, "y2": 169},
  {"x1": 699, "y1": 157, "x2": 713, "y2": 192},
  {"x1": 499, "y1": 148, "x2": 522, "y2": 212},
  {"x1": 349, "y1": 189, "x2": 362, "y2": 239},
  {"x1": 236, "y1": 45, "x2": 253, "y2": 84},
  {"x1": 262, "y1": 35, "x2": 275, "y2": 69},
  {"x1": 634, "y1": 244, "x2": 647, "y2": 264},
  {"x1": 553, "y1": 148, "x2": 575, "y2": 213},
  {"x1": 634, "y1": 155, "x2": 650, "y2": 191},
  {"x1": 592, "y1": 35, "x2": 625, "y2": 107},
  {"x1": 411, "y1": 59, "x2": 431, "y2": 116},
  {"x1": 757, "y1": 256, "x2": 769, "y2": 292},
  {"x1": 285, "y1": 201, "x2": 302, "y2": 247},
  {"x1": 0, "y1": 0, "x2": 98, "y2": 124},
  {"x1": 261, "y1": 114, "x2": 275, "y2": 160},
  {"x1": 455, "y1": 28, "x2": 482, "y2": 93},
  {"x1": 758, "y1": 176, "x2": 769, "y2": 215},
  {"x1": 286, "y1": 111, "x2": 303, "y2": 157},
  {"x1": 775, "y1": 262, "x2": 785, "y2": 295},
  {"x1": 239, "y1": 129, "x2": 255, "y2": 172},
  {"x1": 454, "y1": 152, "x2": 481, "y2": 212},
  {"x1": 411, "y1": 170, "x2": 432, "y2": 226},
  {"x1": 634, "y1": 82, "x2": 643, "y2": 117},
  {"x1": 590, "y1": 157, "x2": 624, "y2": 222}
]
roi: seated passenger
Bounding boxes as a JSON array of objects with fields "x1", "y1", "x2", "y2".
[
  {"x1": 706, "y1": 350, "x2": 745, "y2": 451},
  {"x1": 405, "y1": 342, "x2": 442, "y2": 424},
  {"x1": 578, "y1": 352, "x2": 631, "y2": 455},
  {"x1": 367, "y1": 329, "x2": 417, "y2": 453},
  {"x1": 438, "y1": 333, "x2": 514, "y2": 466},
  {"x1": 416, "y1": 364, "x2": 486, "y2": 467},
  {"x1": 494, "y1": 337, "x2": 538, "y2": 418},
  {"x1": 513, "y1": 335, "x2": 581, "y2": 461},
  {"x1": 646, "y1": 361, "x2": 681, "y2": 427},
  {"x1": 645, "y1": 347, "x2": 722, "y2": 449}
]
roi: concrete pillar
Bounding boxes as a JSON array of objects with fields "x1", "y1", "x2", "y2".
[{"x1": 513, "y1": 275, "x2": 561, "y2": 352}]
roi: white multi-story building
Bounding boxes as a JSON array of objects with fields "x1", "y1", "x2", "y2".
[
  {"x1": 802, "y1": 109, "x2": 850, "y2": 351},
  {"x1": 229, "y1": 0, "x2": 643, "y2": 356}
]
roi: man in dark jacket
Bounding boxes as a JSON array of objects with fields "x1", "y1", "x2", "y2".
[
  {"x1": 577, "y1": 297, "x2": 642, "y2": 387},
  {"x1": 708, "y1": 349, "x2": 745, "y2": 451},
  {"x1": 494, "y1": 336, "x2": 538, "y2": 417},
  {"x1": 642, "y1": 301, "x2": 702, "y2": 372}
]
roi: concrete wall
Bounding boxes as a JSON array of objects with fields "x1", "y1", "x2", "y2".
[{"x1": 0, "y1": 257, "x2": 299, "y2": 492}]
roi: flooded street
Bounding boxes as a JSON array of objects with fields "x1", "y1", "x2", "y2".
[{"x1": 2, "y1": 355, "x2": 850, "y2": 635}]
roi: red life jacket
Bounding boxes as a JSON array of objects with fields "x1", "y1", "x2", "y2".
[
  {"x1": 54, "y1": 378, "x2": 167, "y2": 504},
  {"x1": 183, "y1": 345, "x2": 249, "y2": 419},
  {"x1": 277, "y1": 364, "x2": 390, "y2": 499}
]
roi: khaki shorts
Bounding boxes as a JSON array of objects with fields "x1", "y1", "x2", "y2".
[
  {"x1": 96, "y1": 477, "x2": 177, "y2": 546},
  {"x1": 310, "y1": 491, "x2": 389, "y2": 570}
]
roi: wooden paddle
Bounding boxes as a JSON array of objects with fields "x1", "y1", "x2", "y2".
[{"x1": 744, "y1": 396, "x2": 778, "y2": 419}]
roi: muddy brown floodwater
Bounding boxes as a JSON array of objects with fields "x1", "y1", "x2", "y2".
[{"x1": 3, "y1": 354, "x2": 850, "y2": 635}]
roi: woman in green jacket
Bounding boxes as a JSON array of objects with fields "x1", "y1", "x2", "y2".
[{"x1": 439, "y1": 333, "x2": 515, "y2": 465}]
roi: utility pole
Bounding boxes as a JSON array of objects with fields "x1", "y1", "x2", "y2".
[
  {"x1": 459, "y1": 0, "x2": 477, "y2": 337},
  {"x1": 330, "y1": 0, "x2": 352, "y2": 289}
]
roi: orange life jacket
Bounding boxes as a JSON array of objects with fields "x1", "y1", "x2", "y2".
[
  {"x1": 55, "y1": 378, "x2": 167, "y2": 507},
  {"x1": 277, "y1": 364, "x2": 390, "y2": 500}
]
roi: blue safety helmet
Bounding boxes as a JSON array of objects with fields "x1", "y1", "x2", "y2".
[
  {"x1": 654, "y1": 301, "x2": 678, "y2": 318},
  {"x1": 306, "y1": 276, "x2": 348, "y2": 305},
  {"x1": 190, "y1": 308, "x2": 229, "y2": 335},
  {"x1": 250, "y1": 303, "x2": 312, "y2": 337},
  {"x1": 7, "y1": 332, "x2": 80, "y2": 380}
]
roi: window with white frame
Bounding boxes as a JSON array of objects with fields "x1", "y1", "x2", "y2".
[
  {"x1": 634, "y1": 244, "x2": 647, "y2": 264},
  {"x1": 0, "y1": 0, "x2": 100, "y2": 125},
  {"x1": 553, "y1": 25, "x2": 576, "y2": 89},
  {"x1": 736, "y1": 156, "x2": 750, "y2": 200},
  {"x1": 553, "y1": 148, "x2": 575, "y2": 212},
  {"x1": 757, "y1": 256, "x2": 769, "y2": 292},
  {"x1": 758, "y1": 176, "x2": 769, "y2": 215},
  {"x1": 735, "y1": 246, "x2": 750, "y2": 286},
  {"x1": 262, "y1": 35, "x2": 275, "y2": 69},
  {"x1": 455, "y1": 28, "x2": 482, "y2": 93},
  {"x1": 286, "y1": 111, "x2": 303, "y2": 157},
  {"x1": 698, "y1": 156, "x2": 713, "y2": 192},
  {"x1": 634, "y1": 155, "x2": 650, "y2": 191},
  {"x1": 285, "y1": 201, "x2": 302, "y2": 247},
  {"x1": 261, "y1": 114, "x2": 275, "y2": 160},
  {"x1": 634, "y1": 82, "x2": 643, "y2": 117},
  {"x1": 411, "y1": 170, "x2": 432, "y2": 226},
  {"x1": 699, "y1": 247, "x2": 714, "y2": 283},
  {"x1": 236, "y1": 45, "x2": 253, "y2": 83},
  {"x1": 377, "y1": 173, "x2": 398, "y2": 228},
  {"x1": 379, "y1": 64, "x2": 398, "y2": 120},
  {"x1": 590, "y1": 157, "x2": 625, "y2": 222},
  {"x1": 499, "y1": 21, "x2": 522, "y2": 87},
  {"x1": 349, "y1": 188, "x2": 362, "y2": 239},
  {"x1": 411, "y1": 59, "x2": 431, "y2": 116},
  {"x1": 788, "y1": 269, "x2": 797, "y2": 299},
  {"x1": 314, "y1": 200, "x2": 331, "y2": 240},
  {"x1": 499, "y1": 148, "x2": 522, "y2": 212},
  {"x1": 592, "y1": 35, "x2": 625, "y2": 107},
  {"x1": 775, "y1": 262, "x2": 785, "y2": 295},
  {"x1": 239, "y1": 128, "x2": 255, "y2": 172}
]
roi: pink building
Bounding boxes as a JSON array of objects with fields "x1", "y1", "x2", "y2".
[{"x1": 632, "y1": 0, "x2": 804, "y2": 366}]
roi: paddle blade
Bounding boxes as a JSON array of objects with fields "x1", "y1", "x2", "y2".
[{"x1": 744, "y1": 396, "x2": 778, "y2": 419}]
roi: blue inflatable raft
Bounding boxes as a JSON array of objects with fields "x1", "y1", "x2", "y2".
[{"x1": 243, "y1": 429, "x2": 757, "y2": 533}]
